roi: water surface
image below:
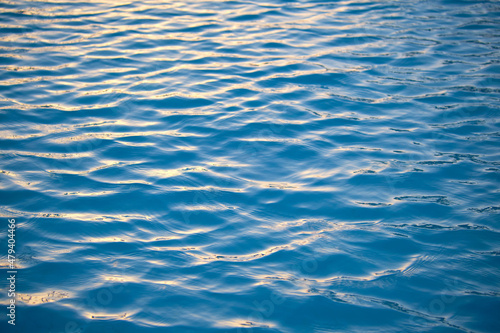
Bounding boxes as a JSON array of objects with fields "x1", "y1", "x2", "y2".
[{"x1": 1, "y1": 0, "x2": 500, "y2": 332}]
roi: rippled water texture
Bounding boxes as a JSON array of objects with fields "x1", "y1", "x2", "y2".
[{"x1": 1, "y1": 0, "x2": 500, "y2": 332}]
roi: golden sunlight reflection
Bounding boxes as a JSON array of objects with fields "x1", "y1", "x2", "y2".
[{"x1": 18, "y1": 291, "x2": 71, "y2": 305}]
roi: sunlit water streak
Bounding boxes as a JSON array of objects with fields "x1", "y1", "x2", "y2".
[{"x1": 0, "y1": 0, "x2": 499, "y2": 332}]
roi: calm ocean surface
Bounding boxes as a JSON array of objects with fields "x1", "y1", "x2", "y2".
[{"x1": 1, "y1": 0, "x2": 499, "y2": 332}]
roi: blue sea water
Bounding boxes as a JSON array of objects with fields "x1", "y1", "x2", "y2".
[{"x1": 0, "y1": 0, "x2": 500, "y2": 332}]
